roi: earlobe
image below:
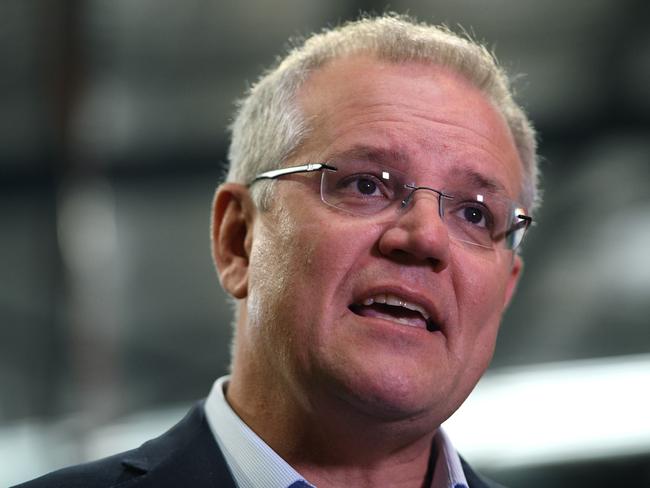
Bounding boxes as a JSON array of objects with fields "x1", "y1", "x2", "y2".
[
  {"x1": 211, "y1": 183, "x2": 255, "y2": 299},
  {"x1": 503, "y1": 254, "x2": 523, "y2": 309}
]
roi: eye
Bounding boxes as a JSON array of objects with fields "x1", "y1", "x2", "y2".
[
  {"x1": 451, "y1": 202, "x2": 495, "y2": 231},
  {"x1": 323, "y1": 164, "x2": 404, "y2": 215},
  {"x1": 462, "y1": 206, "x2": 486, "y2": 227},
  {"x1": 355, "y1": 177, "x2": 378, "y2": 195},
  {"x1": 336, "y1": 173, "x2": 388, "y2": 198}
]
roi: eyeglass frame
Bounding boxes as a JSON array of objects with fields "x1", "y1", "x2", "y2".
[{"x1": 249, "y1": 162, "x2": 533, "y2": 251}]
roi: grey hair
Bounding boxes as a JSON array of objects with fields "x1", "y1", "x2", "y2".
[{"x1": 227, "y1": 13, "x2": 541, "y2": 214}]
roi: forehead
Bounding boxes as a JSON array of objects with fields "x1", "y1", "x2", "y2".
[{"x1": 295, "y1": 54, "x2": 524, "y2": 200}]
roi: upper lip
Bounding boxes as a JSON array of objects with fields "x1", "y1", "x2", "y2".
[{"x1": 350, "y1": 285, "x2": 446, "y2": 332}]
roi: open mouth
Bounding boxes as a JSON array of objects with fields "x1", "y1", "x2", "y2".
[{"x1": 348, "y1": 294, "x2": 440, "y2": 333}]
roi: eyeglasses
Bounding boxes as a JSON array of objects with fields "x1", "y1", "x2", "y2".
[{"x1": 250, "y1": 161, "x2": 532, "y2": 251}]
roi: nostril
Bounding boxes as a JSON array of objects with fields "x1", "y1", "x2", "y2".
[
  {"x1": 377, "y1": 219, "x2": 450, "y2": 270},
  {"x1": 427, "y1": 256, "x2": 446, "y2": 273}
]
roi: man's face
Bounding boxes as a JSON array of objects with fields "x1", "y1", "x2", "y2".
[{"x1": 240, "y1": 55, "x2": 523, "y2": 425}]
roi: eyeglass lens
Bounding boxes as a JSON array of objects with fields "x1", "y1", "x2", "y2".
[{"x1": 319, "y1": 161, "x2": 529, "y2": 250}]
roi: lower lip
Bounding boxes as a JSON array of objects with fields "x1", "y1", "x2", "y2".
[{"x1": 347, "y1": 307, "x2": 444, "y2": 339}]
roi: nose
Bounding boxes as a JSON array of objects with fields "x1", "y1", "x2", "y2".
[{"x1": 377, "y1": 190, "x2": 450, "y2": 271}]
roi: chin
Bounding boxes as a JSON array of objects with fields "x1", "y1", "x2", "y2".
[{"x1": 330, "y1": 366, "x2": 454, "y2": 423}]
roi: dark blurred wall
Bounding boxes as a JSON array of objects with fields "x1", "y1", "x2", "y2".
[{"x1": 1, "y1": 1, "x2": 649, "y2": 486}]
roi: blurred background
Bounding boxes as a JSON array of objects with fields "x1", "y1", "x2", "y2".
[{"x1": 1, "y1": 0, "x2": 649, "y2": 486}]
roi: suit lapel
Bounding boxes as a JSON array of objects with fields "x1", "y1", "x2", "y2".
[
  {"x1": 460, "y1": 456, "x2": 506, "y2": 488},
  {"x1": 120, "y1": 402, "x2": 237, "y2": 487}
]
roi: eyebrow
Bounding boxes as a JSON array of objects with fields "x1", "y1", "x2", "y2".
[
  {"x1": 449, "y1": 166, "x2": 507, "y2": 195},
  {"x1": 326, "y1": 144, "x2": 411, "y2": 167}
]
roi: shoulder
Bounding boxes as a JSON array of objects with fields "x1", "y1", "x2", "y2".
[
  {"x1": 461, "y1": 456, "x2": 508, "y2": 488},
  {"x1": 12, "y1": 402, "x2": 236, "y2": 488},
  {"x1": 11, "y1": 449, "x2": 142, "y2": 488}
]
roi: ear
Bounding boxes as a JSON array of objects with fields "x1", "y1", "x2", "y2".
[
  {"x1": 211, "y1": 183, "x2": 255, "y2": 299},
  {"x1": 503, "y1": 254, "x2": 523, "y2": 309}
]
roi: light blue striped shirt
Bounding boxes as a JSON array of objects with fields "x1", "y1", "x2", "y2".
[{"x1": 204, "y1": 376, "x2": 468, "y2": 488}]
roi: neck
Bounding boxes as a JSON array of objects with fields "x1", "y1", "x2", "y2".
[{"x1": 227, "y1": 361, "x2": 438, "y2": 488}]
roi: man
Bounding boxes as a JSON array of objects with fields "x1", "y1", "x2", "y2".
[{"x1": 17, "y1": 14, "x2": 539, "y2": 488}]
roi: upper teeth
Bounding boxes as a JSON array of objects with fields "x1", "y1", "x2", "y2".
[{"x1": 361, "y1": 294, "x2": 430, "y2": 319}]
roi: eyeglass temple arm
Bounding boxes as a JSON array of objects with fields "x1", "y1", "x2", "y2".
[
  {"x1": 474, "y1": 214, "x2": 530, "y2": 251},
  {"x1": 250, "y1": 163, "x2": 337, "y2": 184},
  {"x1": 499, "y1": 214, "x2": 533, "y2": 239}
]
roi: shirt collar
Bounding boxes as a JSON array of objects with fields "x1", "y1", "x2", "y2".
[
  {"x1": 431, "y1": 426, "x2": 469, "y2": 488},
  {"x1": 205, "y1": 376, "x2": 314, "y2": 488},
  {"x1": 204, "y1": 375, "x2": 468, "y2": 488}
]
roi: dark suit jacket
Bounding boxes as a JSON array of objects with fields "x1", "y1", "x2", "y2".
[{"x1": 14, "y1": 402, "x2": 503, "y2": 488}]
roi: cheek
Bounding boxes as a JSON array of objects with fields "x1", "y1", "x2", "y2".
[
  {"x1": 451, "y1": 251, "x2": 511, "y2": 339},
  {"x1": 247, "y1": 213, "x2": 299, "y2": 327},
  {"x1": 449, "y1": 255, "x2": 509, "y2": 383},
  {"x1": 247, "y1": 209, "x2": 338, "y2": 330},
  {"x1": 299, "y1": 210, "x2": 372, "y2": 271},
  {"x1": 245, "y1": 212, "x2": 318, "y2": 376},
  {"x1": 247, "y1": 210, "x2": 369, "y2": 376}
]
